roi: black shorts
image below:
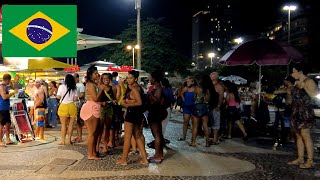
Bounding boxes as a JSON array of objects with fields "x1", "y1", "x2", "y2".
[
  {"x1": 125, "y1": 107, "x2": 143, "y2": 125},
  {"x1": 0, "y1": 110, "x2": 11, "y2": 126}
]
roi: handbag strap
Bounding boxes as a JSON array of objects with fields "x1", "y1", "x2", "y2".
[
  {"x1": 104, "y1": 90, "x2": 113, "y2": 101},
  {"x1": 60, "y1": 89, "x2": 70, "y2": 103}
]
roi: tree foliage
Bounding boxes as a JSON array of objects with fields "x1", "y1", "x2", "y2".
[{"x1": 98, "y1": 18, "x2": 191, "y2": 74}]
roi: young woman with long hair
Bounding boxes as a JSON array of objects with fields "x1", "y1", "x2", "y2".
[
  {"x1": 57, "y1": 74, "x2": 78, "y2": 145},
  {"x1": 98, "y1": 73, "x2": 117, "y2": 155},
  {"x1": 80, "y1": 65, "x2": 105, "y2": 160},
  {"x1": 190, "y1": 75, "x2": 216, "y2": 147},
  {"x1": 288, "y1": 65, "x2": 318, "y2": 169},
  {"x1": 179, "y1": 77, "x2": 196, "y2": 141},
  {"x1": 116, "y1": 70, "x2": 148, "y2": 165}
]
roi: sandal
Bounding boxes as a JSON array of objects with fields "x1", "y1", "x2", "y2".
[
  {"x1": 299, "y1": 159, "x2": 313, "y2": 169},
  {"x1": 116, "y1": 159, "x2": 128, "y2": 166},
  {"x1": 72, "y1": 137, "x2": 83, "y2": 143},
  {"x1": 148, "y1": 157, "x2": 162, "y2": 164},
  {"x1": 88, "y1": 156, "x2": 101, "y2": 160},
  {"x1": 58, "y1": 142, "x2": 65, "y2": 145},
  {"x1": 0, "y1": 143, "x2": 7, "y2": 148},
  {"x1": 5, "y1": 141, "x2": 17, "y2": 145},
  {"x1": 140, "y1": 160, "x2": 149, "y2": 165},
  {"x1": 288, "y1": 159, "x2": 304, "y2": 166}
]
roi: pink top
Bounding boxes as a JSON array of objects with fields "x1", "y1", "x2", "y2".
[{"x1": 228, "y1": 99, "x2": 240, "y2": 107}]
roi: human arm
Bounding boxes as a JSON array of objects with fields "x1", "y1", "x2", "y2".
[
  {"x1": 274, "y1": 87, "x2": 287, "y2": 95},
  {"x1": 180, "y1": 87, "x2": 187, "y2": 102},
  {"x1": 303, "y1": 79, "x2": 318, "y2": 97},
  {"x1": 0, "y1": 86, "x2": 14, "y2": 100},
  {"x1": 122, "y1": 87, "x2": 142, "y2": 108}
]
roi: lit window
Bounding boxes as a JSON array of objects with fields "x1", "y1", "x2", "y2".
[{"x1": 211, "y1": 18, "x2": 213, "y2": 21}]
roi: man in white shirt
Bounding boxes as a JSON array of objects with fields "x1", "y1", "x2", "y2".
[{"x1": 73, "y1": 73, "x2": 85, "y2": 143}]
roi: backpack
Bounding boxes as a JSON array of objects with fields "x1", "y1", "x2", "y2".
[{"x1": 139, "y1": 85, "x2": 148, "y2": 112}]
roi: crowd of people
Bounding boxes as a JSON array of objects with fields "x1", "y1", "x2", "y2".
[{"x1": 0, "y1": 64, "x2": 318, "y2": 169}]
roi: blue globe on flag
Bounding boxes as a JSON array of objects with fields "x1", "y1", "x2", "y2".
[{"x1": 27, "y1": 18, "x2": 53, "y2": 44}]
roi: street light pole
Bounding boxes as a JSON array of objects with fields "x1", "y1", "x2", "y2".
[
  {"x1": 132, "y1": 48, "x2": 135, "y2": 69},
  {"x1": 283, "y1": 5, "x2": 297, "y2": 44},
  {"x1": 282, "y1": 5, "x2": 297, "y2": 75},
  {"x1": 135, "y1": 0, "x2": 142, "y2": 70},
  {"x1": 208, "y1": 52, "x2": 215, "y2": 67},
  {"x1": 127, "y1": 45, "x2": 140, "y2": 68}
]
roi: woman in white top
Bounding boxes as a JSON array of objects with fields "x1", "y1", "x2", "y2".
[{"x1": 57, "y1": 74, "x2": 78, "y2": 145}]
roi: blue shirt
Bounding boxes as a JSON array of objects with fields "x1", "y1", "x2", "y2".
[
  {"x1": 0, "y1": 84, "x2": 10, "y2": 111},
  {"x1": 112, "y1": 80, "x2": 118, "y2": 85}
]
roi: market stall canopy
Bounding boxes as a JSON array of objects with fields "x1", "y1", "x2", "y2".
[
  {"x1": 77, "y1": 33, "x2": 122, "y2": 51},
  {"x1": 4, "y1": 57, "x2": 75, "y2": 70},
  {"x1": 0, "y1": 24, "x2": 122, "y2": 49}
]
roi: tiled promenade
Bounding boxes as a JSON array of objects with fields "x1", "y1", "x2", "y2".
[{"x1": 0, "y1": 109, "x2": 319, "y2": 179}]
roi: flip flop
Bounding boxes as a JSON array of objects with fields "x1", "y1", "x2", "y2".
[
  {"x1": 0, "y1": 143, "x2": 7, "y2": 148},
  {"x1": 6, "y1": 141, "x2": 17, "y2": 145},
  {"x1": 72, "y1": 137, "x2": 83, "y2": 143}
]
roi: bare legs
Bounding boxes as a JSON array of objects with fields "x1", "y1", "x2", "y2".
[
  {"x1": 227, "y1": 120, "x2": 247, "y2": 139},
  {"x1": 117, "y1": 121, "x2": 148, "y2": 165},
  {"x1": 150, "y1": 121, "x2": 164, "y2": 160},
  {"x1": 190, "y1": 116, "x2": 209, "y2": 147},
  {"x1": 289, "y1": 128, "x2": 314, "y2": 168},
  {"x1": 59, "y1": 117, "x2": 75, "y2": 144},
  {"x1": 0, "y1": 123, "x2": 11, "y2": 146},
  {"x1": 85, "y1": 116, "x2": 99, "y2": 160},
  {"x1": 181, "y1": 113, "x2": 192, "y2": 140}
]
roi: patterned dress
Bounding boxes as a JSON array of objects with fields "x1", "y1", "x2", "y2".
[{"x1": 291, "y1": 86, "x2": 315, "y2": 129}]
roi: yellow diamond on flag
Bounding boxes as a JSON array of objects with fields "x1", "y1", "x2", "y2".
[{"x1": 9, "y1": 11, "x2": 70, "y2": 51}]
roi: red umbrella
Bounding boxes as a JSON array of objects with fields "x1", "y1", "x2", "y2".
[
  {"x1": 219, "y1": 38, "x2": 303, "y2": 104},
  {"x1": 219, "y1": 38, "x2": 303, "y2": 65}
]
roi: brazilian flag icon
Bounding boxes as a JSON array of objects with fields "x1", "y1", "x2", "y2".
[{"x1": 2, "y1": 5, "x2": 77, "y2": 57}]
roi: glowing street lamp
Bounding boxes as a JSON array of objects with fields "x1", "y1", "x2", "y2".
[
  {"x1": 282, "y1": 5, "x2": 297, "y2": 44},
  {"x1": 208, "y1": 52, "x2": 215, "y2": 67},
  {"x1": 127, "y1": 44, "x2": 140, "y2": 68},
  {"x1": 234, "y1": 37, "x2": 243, "y2": 44}
]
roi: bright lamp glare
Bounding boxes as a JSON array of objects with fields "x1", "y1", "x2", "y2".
[
  {"x1": 283, "y1": 5, "x2": 297, "y2": 11},
  {"x1": 127, "y1": 45, "x2": 132, "y2": 50},
  {"x1": 208, "y1": 53, "x2": 215, "y2": 58},
  {"x1": 316, "y1": 94, "x2": 320, "y2": 100}
]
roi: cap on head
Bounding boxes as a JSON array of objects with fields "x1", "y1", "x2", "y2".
[{"x1": 35, "y1": 79, "x2": 43, "y2": 84}]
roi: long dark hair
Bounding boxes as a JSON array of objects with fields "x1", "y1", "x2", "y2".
[
  {"x1": 64, "y1": 74, "x2": 77, "y2": 94},
  {"x1": 86, "y1": 64, "x2": 98, "y2": 83},
  {"x1": 51, "y1": 81, "x2": 57, "y2": 88},
  {"x1": 225, "y1": 82, "x2": 240, "y2": 103},
  {"x1": 201, "y1": 75, "x2": 218, "y2": 108}
]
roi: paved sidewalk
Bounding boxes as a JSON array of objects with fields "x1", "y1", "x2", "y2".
[{"x1": 0, "y1": 109, "x2": 319, "y2": 179}]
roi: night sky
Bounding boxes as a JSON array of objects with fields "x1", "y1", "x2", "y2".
[{"x1": 1, "y1": 0, "x2": 316, "y2": 64}]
